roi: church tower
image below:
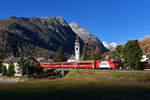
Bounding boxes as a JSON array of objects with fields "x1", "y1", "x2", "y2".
[{"x1": 75, "y1": 35, "x2": 80, "y2": 61}]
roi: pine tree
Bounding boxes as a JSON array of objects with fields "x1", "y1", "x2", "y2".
[
  {"x1": 0, "y1": 60, "x2": 2, "y2": 73},
  {"x1": 53, "y1": 47, "x2": 66, "y2": 62},
  {"x1": 2, "y1": 66, "x2": 7, "y2": 76},
  {"x1": 114, "y1": 45, "x2": 123, "y2": 68},
  {"x1": 92, "y1": 45, "x2": 101, "y2": 60},
  {"x1": 28, "y1": 60, "x2": 42, "y2": 75},
  {"x1": 81, "y1": 44, "x2": 89, "y2": 60},
  {"x1": 122, "y1": 40, "x2": 142, "y2": 70},
  {"x1": 8, "y1": 62, "x2": 15, "y2": 76},
  {"x1": 18, "y1": 56, "x2": 25, "y2": 75},
  {"x1": 28, "y1": 61, "x2": 35, "y2": 75}
]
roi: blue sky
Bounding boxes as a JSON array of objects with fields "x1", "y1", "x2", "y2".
[{"x1": 0, "y1": 0, "x2": 150, "y2": 44}]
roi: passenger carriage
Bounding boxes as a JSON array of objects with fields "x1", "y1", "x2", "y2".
[{"x1": 40, "y1": 60, "x2": 119, "y2": 69}]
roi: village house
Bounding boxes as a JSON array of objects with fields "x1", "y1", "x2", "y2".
[
  {"x1": 2, "y1": 56, "x2": 41, "y2": 76},
  {"x1": 141, "y1": 53, "x2": 150, "y2": 70},
  {"x1": 2, "y1": 57, "x2": 22, "y2": 76}
]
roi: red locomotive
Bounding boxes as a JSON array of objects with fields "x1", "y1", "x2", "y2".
[{"x1": 40, "y1": 60, "x2": 119, "y2": 69}]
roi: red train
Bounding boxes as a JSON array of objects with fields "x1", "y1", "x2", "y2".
[{"x1": 40, "y1": 60, "x2": 119, "y2": 69}]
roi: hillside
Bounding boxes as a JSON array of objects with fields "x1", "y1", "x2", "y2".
[
  {"x1": 140, "y1": 34, "x2": 150, "y2": 54},
  {"x1": 0, "y1": 16, "x2": 109, "y2": 58},
  {"x1": 69, "y1": 22, "x2": 108, "y2": 53},
  {"x1": 0, "y1": 16, "x2": 77, "y2": 58}
]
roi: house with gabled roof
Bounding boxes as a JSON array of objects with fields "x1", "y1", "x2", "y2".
[{"x1": 2, "y1": 57, "x2": 22, "y2": 76}]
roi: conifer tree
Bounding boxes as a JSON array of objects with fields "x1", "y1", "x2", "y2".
[
  {"x1": 28, "y1": 60, "x2": 42, "y2": 75},
  {"x1": 114, "y1": 45, "x2": 123, "y2": 68},
  {"x1": 2, "y1": 66, "x2": 7, "y2": 76},
  {"x1": 18, "y1": 56, "x2": 25, "y2": 75},
  {"x1": 0, "y1": 60, "x2": 2, "y2": 73},
  {"x1": 28, "y1": 61, "x2": 35, "y2": 75},
  {"x1": 8, "y1": 62, "x2": 15, "y2": 76},
  {"x1": 92, "y1": 45, "x2": 101, "y2": 60},
  {"x1": 53, "y1": 47, "x2": 66, "y2": 62},
  {"x1": 81, "y1": 44, "x2": 89, "y2": 60},
  {"x1": 122, "y1": 40, "x2": 142, "y2": 69}
]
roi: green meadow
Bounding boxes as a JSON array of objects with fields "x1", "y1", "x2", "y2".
[{"x1": 0, "y1": 70, "x2": 150, "y2": 100}]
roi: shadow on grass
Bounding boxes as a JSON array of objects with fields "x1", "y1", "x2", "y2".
[
  {"x1": 1, "y1": 70, "x2": 150, "y2": 100},
  {"x1": 0, "y1": 85, "x2": 150, "y2": 100}
]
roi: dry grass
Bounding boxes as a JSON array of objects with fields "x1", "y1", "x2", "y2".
[
  {"x1": 66, "y1": 70, "x2": 150, "y2": 81},
  {"x1": 0, "y1": 70, "x2": 150, "y2": 100}
]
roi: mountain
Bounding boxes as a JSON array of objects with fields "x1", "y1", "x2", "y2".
[
  {"x1": 140, "y1": 34, "x2": 150, "y2": 54},
  {"x1": 102, "y1": 42, "x2": 118, "y2": 51},
  {"x1": 0, "y1": 16, "x2": 76, "y2": 58},
  {"x1": 69, "y1": 22, "x2": 108, "y2": 53}
]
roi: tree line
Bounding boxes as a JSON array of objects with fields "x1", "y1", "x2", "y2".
[
  {"x1": 52, "y1": 45, "x2": 102, "y2": 62},
  {"x1": 53, "y1": 40, "x2": 144, "y2": 70},
  {"x1": 0, "y1": 39, "x2": 144, "y2": 76}
]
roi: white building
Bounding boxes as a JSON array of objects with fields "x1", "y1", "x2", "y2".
[
  {"x1": 67, "y1": 35, "x2": 81, "y2": 62},
  {"x1": 2, "y1": 57, "x2": 22, "y2": 76},
  {"x1": 75, "y1": 36, "x2": 80, "y2": 61},
  {"x1": 141, "y1": 53, "x2": 150, "y2": 62},
  {"x1": 67, "y1": 54, "x2": 75, "y2": 62}
]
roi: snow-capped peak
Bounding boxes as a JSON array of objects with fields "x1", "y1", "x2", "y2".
[{"x1": 102, "y1": 42, "x2": 118, "y2": 51}]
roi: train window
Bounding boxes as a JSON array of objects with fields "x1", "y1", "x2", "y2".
[
  {"x1": 77, "y1": 62, "x2": 91, "y2": 65},
  {"x1": 52, "y1": 63, "x2": 61, "y2": 66},
  {"x1": 62, "y1": 63, "x2": 73, "y2": 65}
]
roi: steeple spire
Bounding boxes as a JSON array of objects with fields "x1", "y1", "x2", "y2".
[{"x1": 75, "y1": 35, "x2": 79, "y2": 42}]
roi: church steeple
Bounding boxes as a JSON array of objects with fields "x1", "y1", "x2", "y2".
[
  {"x1": 75, "y1": 35, "x2": 80, "y2": 61},
  {"x1": 75, "y1": 35, "x2": 79, "y2": 42}
]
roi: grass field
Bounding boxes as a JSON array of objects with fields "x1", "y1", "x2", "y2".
[{"x1": 0, "y1": 70, "x2": 150, "y2": 100}]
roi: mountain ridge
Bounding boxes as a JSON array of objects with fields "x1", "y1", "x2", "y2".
[
  {"x1": 140, "y1": 34, "x2": 150, "y2": 54},
  {"x1": 0, "y1": 16, "x2": 108, "y2": 58},
  {"x1": 0, "y1": 16, "x2": 77, "y2": 58},
  {"x1": 102, "y1": 42, "x2": 118, "y2": 51},
  {"x1": 69, "y1": 22, "x2": 108, "y2": 53}
]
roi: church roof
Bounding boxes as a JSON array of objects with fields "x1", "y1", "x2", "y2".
[
  {"x1": 68, "y1": 54, "x2": 75, "y2": 60},
  {"x1": 3, "y1": 57, "x2": 21, "y2": 63}
]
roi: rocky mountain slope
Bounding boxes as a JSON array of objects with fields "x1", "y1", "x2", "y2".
[
  {"x1": 0, "y1": 16, "x2": 77, "y2": 58},
  {"x1": 69, "y1": 22, "x2": 108, "y2": 53},
  {"x1": 0, "y1": 16, "x2": 109, "y2": 58},
  {"x1": 102, "y1": 42, "x2": 118, "y2": 51},
  {"x1": 140, "y1": 34, "x2": 150, "y2": 54}
]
